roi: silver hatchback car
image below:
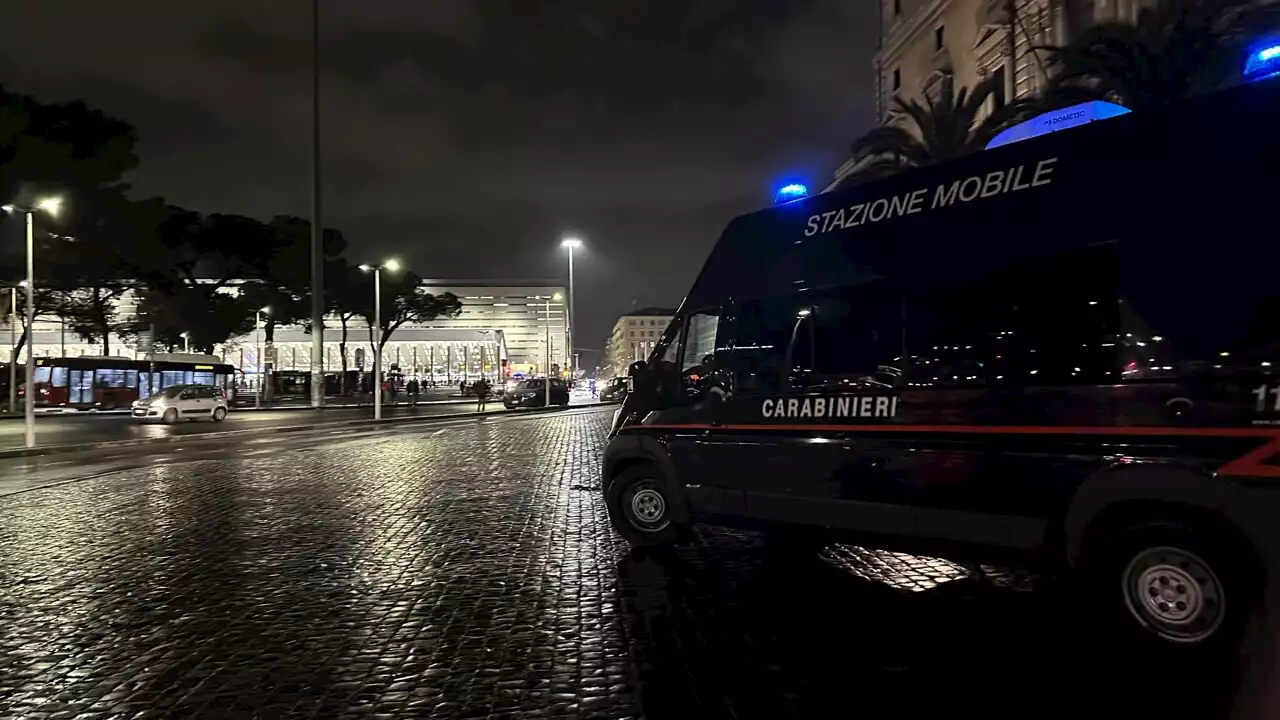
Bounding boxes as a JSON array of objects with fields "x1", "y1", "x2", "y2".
[{"x1": 131, "y1": 384, "x2": 229, "y2": 423}]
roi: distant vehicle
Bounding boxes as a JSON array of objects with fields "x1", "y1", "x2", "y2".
[
  {"x1": 131, "y1": 384, "x2": 229, "y2": 423},
  {"x1": 603, "y1": 78, "x2": 1280, "y2": 656},
  {"x1": 599, "y1": 377, "x2": 629, "y2": 403},
  {"x1": 503, "y1": 378, "x2": 570, "y2": 409},
  {"x1": 27, "y1": 355, "x2": 234, "y2": 410}
]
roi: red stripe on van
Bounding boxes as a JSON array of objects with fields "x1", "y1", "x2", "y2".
[
  {"x1": 625, "y1": 423, "x2": 1280, "y2": 437},
  {"x1": 619, "y1": 423, "x2": 1280, "y2": 478}
]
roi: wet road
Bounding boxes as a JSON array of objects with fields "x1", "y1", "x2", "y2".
[
  {"x1": 0, "y1": 407, "x2": 1243, "y2": 718},
  {"x1": 0, "y1": 399, "x2": 579, "y2": 452}
]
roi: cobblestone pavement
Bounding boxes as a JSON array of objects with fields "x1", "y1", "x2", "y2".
[{"x1": 0, "y1": 408, "x2": 1240, "y2": 719}]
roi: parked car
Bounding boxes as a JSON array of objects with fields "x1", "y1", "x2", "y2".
[
  {"x1": 599, "y1": 377, "x2": 629, "y2": 403},
  {"x1": 503, "y1": 378, "x2": 570, "y2": 409},
  {"x1": 131, "y1": 384, "x2": 228, "y2": 423}
]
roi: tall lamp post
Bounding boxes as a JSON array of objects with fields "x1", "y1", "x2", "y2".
[
  {"x1": 7, "y1": 282, "x2": 23, "y2": 414},
  {"x1": 255, "y1": 306, "x2": 271, "y2": 409},
  {"x1": 180, "y1": 331, "x2": 191, "y2": 353},
  {"x1": 359, "y1": 259, "x2": 401, "y2": 421},
  {"x1": 4, "y1": 197, "x2": 62, "y2": 449},
  {"x1": 544, "y1": 292, "x2": 562, "y2": 407},
  {"x1": 309, "y1": 0, "x2": 326, "y2": 411},
  {"x1": 559, "y1": 237, "x2": 582, "y2": 382}
]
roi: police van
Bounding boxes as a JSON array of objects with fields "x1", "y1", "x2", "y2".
[{"x1": 602, "y1": 77, "x2": 1280, "y2": 652}]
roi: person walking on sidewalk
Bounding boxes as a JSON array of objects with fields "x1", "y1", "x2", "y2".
[
  {"x1": 475, "y1": 378, "x2": 491, "y2": 411},
  {"x1": 407, "y1": 378, "x2": 420, "y2": 405}
]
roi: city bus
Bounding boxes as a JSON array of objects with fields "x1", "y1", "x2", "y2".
[
  {"x1": 603, "y1": 75, "x2": 1280, "y2": 655},
  {"x1": 27, "y1": 355, "x2": 235, "y2": 410}
]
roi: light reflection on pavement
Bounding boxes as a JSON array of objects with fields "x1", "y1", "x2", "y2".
[{"x1": 0, "y1": 406, "x2": 1243, "y2": 719}]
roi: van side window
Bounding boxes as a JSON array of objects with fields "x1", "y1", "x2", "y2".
[
  {"x1": 908, "y1": 244, "x2": 1120, "y2": 387},
  {"x1": 683, "y1": 312, "x2": 719, "y2": 372},
  {"x1": 729, "y1": 283, "x2": 905, "y2": 392},
  {"x1": 798, "y1": 282, "x2": 906, "y2": 390}
]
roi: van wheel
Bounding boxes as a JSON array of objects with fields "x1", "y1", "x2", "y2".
[
  {"x1": 1080, "y1": 519, "x2": 1255, "y2": 657},
  {"x1": 162, "y1": 408, "x2": 179, "y2": 424},
  {"x1": 607, "y1": 464, "x2": 681, "y2": 547},
  {"x1": 212, "y1": 407, "x2": 227, "y2": 422}
]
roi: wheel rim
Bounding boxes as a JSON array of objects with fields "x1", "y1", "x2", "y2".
[
  {"x1": 626, "y1": 483, "x2": 669, "y2": 532},
  {"x1": 214, "y1": 409, "x2": 225, "y2": 420},
  {"x1": 1122, "y1": 546, "x2": 1225, "y2": 644}
]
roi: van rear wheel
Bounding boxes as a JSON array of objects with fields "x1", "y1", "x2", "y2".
[{"x1": 607, "y1": 464, "x2": 681, "y2": 547}]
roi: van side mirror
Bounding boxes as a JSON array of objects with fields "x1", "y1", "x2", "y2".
[{"x1": 628, "y1": 361, "x2": 652, "y2": 396}]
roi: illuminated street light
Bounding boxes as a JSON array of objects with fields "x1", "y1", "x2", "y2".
[
  {"x1": 4, "y1": 196, "x2": 64, "y2": 448},
  {"x1": 255, "y1": 306, "x2": 272, "y2": 409},
  {"x1": 358, "y1": 260, "x2": 402, "y2": 420},
  {"x1": 559, "y1": 238, "x2": 582, "y2": 382},
  {"x1": 543, "y1": 293, "x2": 564, "y2": 406}
]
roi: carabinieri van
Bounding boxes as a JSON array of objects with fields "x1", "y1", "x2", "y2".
[{"x1": 602, "y1": 76, "x2": 1280, "y2": 653}]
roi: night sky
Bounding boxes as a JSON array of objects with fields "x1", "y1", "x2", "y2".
[{"x1": 0, "y1": 1, "x2": 875, "y2": 365}]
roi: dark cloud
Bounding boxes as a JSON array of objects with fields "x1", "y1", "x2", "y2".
[{"x1": 0, "y1": 1, "x2": 876, "y2": 365}]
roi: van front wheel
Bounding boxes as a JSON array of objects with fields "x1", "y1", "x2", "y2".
[
  {"x1": 1081, "y1": 519, "x2": 1256, "y2": 657},
  {"x1": 607, "y1": 464, "x2": 681, "y2": 548}
]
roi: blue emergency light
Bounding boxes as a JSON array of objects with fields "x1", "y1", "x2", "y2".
[
  {"x1": 985, "y1": 100, "x2": 1131, "y2": 150},
  {"x1": 774, "y1": 183, "x2": 809, "y2": 204},
  {"x1": 1245, "y1": 43, "x2": 1280, "y2": 82}
]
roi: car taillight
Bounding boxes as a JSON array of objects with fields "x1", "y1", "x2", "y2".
[{"x1": 39, "y1": 388, "x2": 50, "y2": 396}]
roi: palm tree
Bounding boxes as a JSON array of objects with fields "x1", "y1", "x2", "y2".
[
  {"x1": 836, "y1": 75, "x2": 1028, "y2": 189},
  {"x1": 1041, "y1": 0, "x2": 1280, "y2": 113}
]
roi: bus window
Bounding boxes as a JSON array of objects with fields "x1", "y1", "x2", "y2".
[
  {"x1": 193, "y1": 371, "x2": 214, "y2": 386},
  {"x1": 95, "y1": 368, "x2": 128, "y2": 388},
  {"x1": 50, "y1": 366, "x2": 68, "y2": 388}
]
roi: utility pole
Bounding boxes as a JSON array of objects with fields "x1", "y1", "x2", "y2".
[{"x1": 309, "y1": 0, "x2": 326, "y2": 410}]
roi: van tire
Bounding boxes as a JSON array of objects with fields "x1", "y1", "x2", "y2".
[
  {"x1": 212, "y1": 407, "x2": 227, "y2": 422},
  {"x1": 1077, "y1": 518, "x2": 1256, "y2": 659},
  {"x1": 606, "y1": 463, "x2": 682, "y2": 548},
  {"x1": 162, "y1": 408, "x2": 179, "y2": 424}
]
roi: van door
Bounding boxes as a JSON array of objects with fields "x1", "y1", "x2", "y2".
[
  {"x1": 647, "y1": 308, "x2": 726, "y2": 506},
  {"x1": 690, "y1": 284, "x2": 914, "y2": 530}
]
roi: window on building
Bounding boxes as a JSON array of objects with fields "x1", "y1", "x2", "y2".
[
  {"x1": 892, "y1": 68, "x2": 901, "y2": 91},
  {"x1": 991, "y1": 66, "x2": 1007, "y2": 109},
  {"x1": 935, "y1": 26, "x2": 945, "y2": 51}
]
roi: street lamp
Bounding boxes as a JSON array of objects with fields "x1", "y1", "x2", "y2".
[
  {"x1": 544, "y1": 292, "x2": 563, "y2": 406},
  {"x1": 180, "y1": 331, "x2": 191, "y2": 353},
  {"x1": 255, "y1": 306, "x2": 271, "y2": 409},
  {"x1": 559, "y1": 237, "x2": 582, "y2": 383},
  {"x1": 6, "y1": 281, "x2": 25, "y2": 415},
  {"x1": 359, "y1": 259, "x2": 401, "y2": 420},
  {"x1": 4, "y1": 196, "x2": 63, "y2": 448}
]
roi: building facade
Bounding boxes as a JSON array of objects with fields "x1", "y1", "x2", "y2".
[
  {"x1": 602, "y1": 308, "x2": 677, "y2": 379},
  {"x1": 6, "y1": 279, "x2": 569, "y2": 385},
  {"x1": 831, "y1": 0, "x2": 1145, "y2": 187}
]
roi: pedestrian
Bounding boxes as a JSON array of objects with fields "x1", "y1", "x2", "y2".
[
  {"x1": 407, "y1": 378, "x2": 420, "y2": 405},
  {"x1": 475, "y1": 378, "x2": 490, "y2": 411},
  {"x1": 460, "y1": 380, "x2": 467, "y2": 396}
]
